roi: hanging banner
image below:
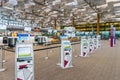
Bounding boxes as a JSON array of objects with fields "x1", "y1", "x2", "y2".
[
  {"x1": 61, "y1": 40, "x2": 72, "y2": 69},
  {"x1": 80, "y1": 38, "x2": 89, "y2": 57},
  {"x1": 15, "y1": 43, "x2": 34, "y2": 80}
]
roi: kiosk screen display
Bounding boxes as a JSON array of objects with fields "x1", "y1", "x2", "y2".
[{"x1": 18, "y1": 47, "x2": 31, "y2": 58}]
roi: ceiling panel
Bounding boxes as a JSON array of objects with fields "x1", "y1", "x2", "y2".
[{"x1": 1, "y1": 0, "x2": 120, "y2": 27}]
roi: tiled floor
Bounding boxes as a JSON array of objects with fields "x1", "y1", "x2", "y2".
[{"x1": 0, "y1": 40, "x2": 120, "y2": 80}]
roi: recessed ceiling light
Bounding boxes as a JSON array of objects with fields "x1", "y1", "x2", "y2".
[
  {"x1": 8, "y1": 0, "x2": 18, "y2": 6},
  {"x1": 114, "y1": 3, "x2": 120, "y2": 7},
  {"x1": 65, "y1": 0, "x2": 78, "y2": 6}
]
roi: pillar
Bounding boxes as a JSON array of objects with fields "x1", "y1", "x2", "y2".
[
  {"x1": 72, "y1": 16, "x2": 75, "y2": 27},
  {"x1": 54, "y1": 18, "x2": 57, "y2": 29},
  {"x1": 97, "y1": 13, "x2": 100, "y2": 35}
]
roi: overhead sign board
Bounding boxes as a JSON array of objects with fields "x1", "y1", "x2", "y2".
[
  {"x1": 0, "y1": 24, "x2": 7, "y2": 30},
  {"x1": 24, "y1": 27, "x2": 31, "y2": 32}
]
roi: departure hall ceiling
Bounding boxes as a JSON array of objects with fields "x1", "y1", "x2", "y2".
[{"x1": 1, "y1": 0, "x2": 120, "y2": 27}]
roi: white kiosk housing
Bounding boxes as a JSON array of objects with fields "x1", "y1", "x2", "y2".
[
  {"x1": 64, "y1": 27, "x2": 76, "y2": 38},
  {"x1": 88, "y1": 37, "x2": 94, "y2": 53},
  {"x1": 61, "y1": 39, "x2": 73, "y2": 69},
  {"x1": 93, "y1": 36, "x2": 97, "y2": 50},
  {"x1": 97, "y1": 35, "x2": 101, "y2": 48},
  {"x1": 80, "y1": 36, "x2": 89, "y2": 57},
  {"x1": 15, "y1": 43, "x2": 34, "y2": 80}
]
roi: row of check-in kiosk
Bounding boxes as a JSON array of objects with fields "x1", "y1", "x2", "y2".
[
  {"x1": 0, "y1": 35, "x2": 101, "y2": 80},
  {"x1": 80, "y1": 35, "x2": 101, "y2": 57}
]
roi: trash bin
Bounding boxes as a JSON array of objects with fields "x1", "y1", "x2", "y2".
[{"x1": 8, "y1": 37, "x2": 17, "y2": 47}]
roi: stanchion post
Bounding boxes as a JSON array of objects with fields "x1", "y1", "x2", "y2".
[
  {"x1": 0, "y1": 46, "x2": 6, "y2": 72},
  {"x1": 3, "y1": 45, "x2": 6, "y2": 62},
  {"x1": 74, "y1": 44, "x2": 77, "y2": 57},
  {"x1": 56, "y1": 46, "x2": 61, "y2": 66},
  {"x1": 45, "y1": 43, "x2": 49, "y2": 60}
]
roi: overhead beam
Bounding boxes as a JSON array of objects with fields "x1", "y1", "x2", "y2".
[
  {"x1": 84, "y1": 0, "x2": 97, "y2": 12},
  {"x1": 26, "y1": 12, "x2": 45, "y2": 18},
  {"x1": 33, "y1": 0, "x2": 46, "y2": 6}
]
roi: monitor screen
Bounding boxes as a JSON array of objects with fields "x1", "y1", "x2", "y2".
[{"x1": 18, "y1": 47, "x2": 31, "y2": 58}]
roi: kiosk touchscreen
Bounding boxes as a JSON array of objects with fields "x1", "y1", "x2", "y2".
[{"x1": 17, "y1": 47, "x2": 32, "y2": 61}]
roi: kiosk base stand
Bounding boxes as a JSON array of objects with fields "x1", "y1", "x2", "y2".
[
  {"x1": 57, "y1": 63, "x2": 73, "y2": 69},
  {"x1": 3, "y1": 60, "x2": 6, "y2": 63},
  {"x1": 61, "y1": 65, "x2": 73, "y2": 69},
  {"x1": 45, "y1": 57, "x2": 48, "y2": 60},
  {"x1": 56, "y1": 63, "x2": 61, "y2": 66},
  {"x1": 80, "y1": 55, "x2": 90, "y2": 57},
  {"x1": 74, "y1": 55, "x2": 78, "y2": 57},
  {"x1": 80, "y1": 53, "x2": 90, "y2": 57},
  {"x1": 0, "y1": 68, "x2": 6, "y2": 72}
]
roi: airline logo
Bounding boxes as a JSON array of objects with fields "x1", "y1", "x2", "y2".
[{"x1": 64, "y1": 52, "x2": 71, "y2": 67}]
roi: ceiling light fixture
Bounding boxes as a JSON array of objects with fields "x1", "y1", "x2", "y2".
[
  {"x1": 65, "y1": 0, "x2": 78, "y2": 6},
  {"x1": 8, "y1": 0, "x2": 18, "y2": 6}
]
